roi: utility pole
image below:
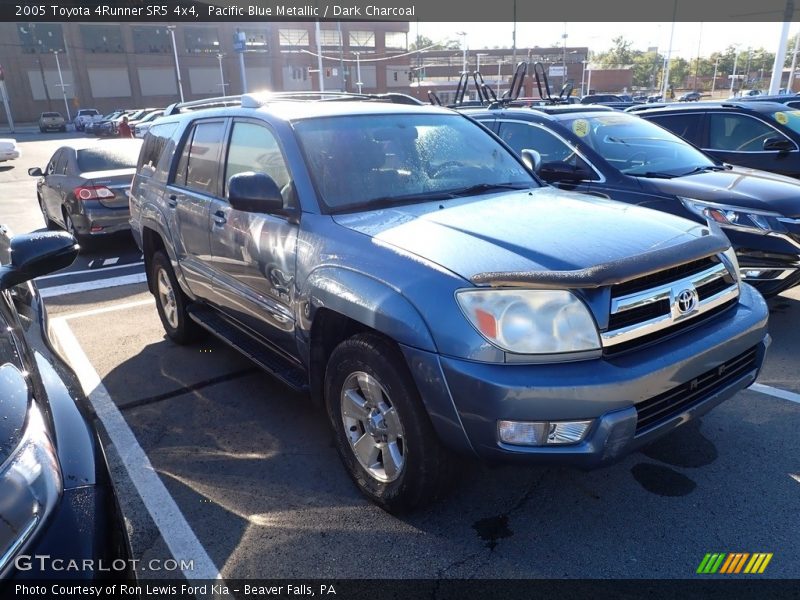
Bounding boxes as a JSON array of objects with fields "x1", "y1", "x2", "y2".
[
  {"x1": 216, "y1": 53, "x2": 228, "y2": 95},
  {"x1": 788, "y1": 29, "x2": 800, "y2": 92},
  {"x1": 730, "y1": 50, "x2": 740, "y2": 96},
  {"x1": 166, "y1": 26, "x2": 185, "y2": 103},
  {"x1": 314, "y1": 21, "x2": 324, "y2": 93},
  {"x1": 53, "y1": 50, "x2": 70, "y2": 121},
  {"x1": 661, "y1": 0, "x2": 677, "y2": 101},
  {"x1": 562, "y1": 24, "x2": 568, "y2": 89},
  {"x1": 337, "y1": 21, "x2": 345, "y2": 91},
  {"x1": 711, "y1": 57, "x2": 719, "y2": 95},
  {"x1": 355, "y1": 52, "x2": 363, "y2": 93}
]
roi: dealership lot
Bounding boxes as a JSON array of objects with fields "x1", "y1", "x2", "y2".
[{"x1": 3, "y1": 134, "x2": 800, "y2": 579}]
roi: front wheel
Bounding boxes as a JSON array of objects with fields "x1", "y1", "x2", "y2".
[
  {"x1": 151, "y1": 251, "x2": 203, "y2": 345},
  {"x1": 325, "y1": 333, "x2": 454, "y2": 513}
]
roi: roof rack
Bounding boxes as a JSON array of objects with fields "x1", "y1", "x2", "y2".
[{"x1": 163, "y1": 91, "x2": 424, "y2": 116}]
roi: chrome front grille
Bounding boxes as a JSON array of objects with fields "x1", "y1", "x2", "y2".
[{"x1": 603, "y1": 257, "x2": 739, "y2": 353}]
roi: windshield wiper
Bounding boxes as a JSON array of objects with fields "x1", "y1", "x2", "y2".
[
  {"x1": 630, "y1": 171, "x2": 679, "y2": 179},
  {"x1": 445, "y1": 182, "x2": 533, "y2": 196},
  {"x1": 681, "y1": 165, "x2": 729, "y2": 176}
]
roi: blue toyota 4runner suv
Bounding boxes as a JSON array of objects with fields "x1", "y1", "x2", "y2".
[{"x1": 129, "y1": 93, "x2": 769, "y2": 513}]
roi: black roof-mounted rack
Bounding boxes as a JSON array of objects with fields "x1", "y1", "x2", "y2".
[
  {"x1": 531, "y1": 62, "x2": 574, "y2": 106},
  {"x1": 164, "y1": 91, "x2": 423, "y2": 116}
]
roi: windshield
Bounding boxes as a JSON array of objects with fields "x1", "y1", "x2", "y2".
[
  {"x1": 559, "y1": 113, "x2": 716, "y2": 176},
  {"x1": 293, "y1": 113, "x2": 535, "y2": 212},
  {"x1": 77, "y1": 141, "x2": 142, "y2": 172},
  {"x1": 770, "y1": 109, "x2": 800, "y2": 135}
]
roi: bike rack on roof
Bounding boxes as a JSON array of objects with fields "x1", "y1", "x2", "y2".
[
  {"x1": 531, "y1": 62, "x2": 574, "y2": 106},
  {"x1": 164, "y1": 91, "x2": 423, "y2": 116}
]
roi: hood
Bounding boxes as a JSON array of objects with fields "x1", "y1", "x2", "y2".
[
  {"x1": 333, "y1": 188, "x2": 722, "y2": 284},
  {"x1": 646, "y1": 166, "x2": 800, "y2": 218}
]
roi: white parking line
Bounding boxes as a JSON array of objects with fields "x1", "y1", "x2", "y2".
[
  {"x1": 39, "y1": 273, "x2": 147, "y2": 298},
  {"x1": 50, "y1": 316, "x2": 222, "y2": 583},
  {"x1": 60, "y1": 298, "x2": 155, "y2": 321},
  {"x1": 37, "y1": 261, "x2": 145, "y2": 281},
  {"x1": 749, "y1": 382, "x2": 800, "y2": 405}
]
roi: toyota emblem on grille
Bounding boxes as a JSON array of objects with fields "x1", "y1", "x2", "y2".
[{"x1": 676, "y1": 288, "x2": 698, "y2": 315}]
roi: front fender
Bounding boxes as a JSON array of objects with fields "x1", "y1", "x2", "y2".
[{"x1": 302, "y1": 266, "x2": 437, "y2": 353}]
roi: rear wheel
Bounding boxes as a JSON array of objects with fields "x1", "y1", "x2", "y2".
[
  {"x1": 63, "y1": 211, "x2": 91, "y2": 251},
  {"x1": 151, "y1": 250, "x2": 203, "y2": 344},
  {"x1": 325, "y1": 333, "x2": 455, "y2": 513},
  {"x1": 38, "y1": 195, "x2": 57, "y2": 230}
]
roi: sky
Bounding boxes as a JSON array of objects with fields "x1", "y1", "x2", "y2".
[{"x1": 414, "y1": 22, "x2": 794, "y2": 59}]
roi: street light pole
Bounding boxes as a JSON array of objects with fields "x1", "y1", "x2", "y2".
[
  {"x1": 355, "y1": 52, "x2": 363, "y2": 93},
  {"x1": 581, "y1": 59, "x2": 588, "y2": 96},
  {"x1": 730, "y1": 50, "x2": 740, "y2": 96},
  {"x1": 52, "y1": 50, "x2": 70, "y2": 121},
  {"x1": 456, "y1": 31, "x2": 467, "y2": 74},
  {"x1": 314, "y1": 20, "x2": 325, "y2": 93},
  {"x1": 216, "y1": 53, "x2": 227, "y2": 95},
  {"x1": 166, "y1": 26, "x2": 185, "y2": 103},
  {"x1": 562, "y1": 25, "x2": 568, "y2": 89},
  {"x1": 711, "y1": 57, "x2": 719, "y2": 95},
  {"x1": 788, "y1": 29, "x2": 800, "y2": 92}
]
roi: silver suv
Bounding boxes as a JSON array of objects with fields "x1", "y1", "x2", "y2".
[{"x1": 129, "y1": 93, "x2": 769, "y2": 512}]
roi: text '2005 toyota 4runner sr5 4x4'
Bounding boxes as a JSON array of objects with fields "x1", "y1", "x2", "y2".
[{"x1": 129, "y1": 93, "x2": 769, "y2": 513}]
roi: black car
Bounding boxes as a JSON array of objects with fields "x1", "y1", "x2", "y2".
[
  {"x1": 679, "y1": 91, "x2": 702, "y2": 102},
  {"x1": 467, "y1": 105, "x2": 800, "y2": 296},
  {"x1": 731, "y1": 94, "x2": 800, "y2": 108},
  {"x1": 30, "y1": 139, "x2": 143, "y2": 248},
  {"x1": 0, "y1": 228, "x2": 130, "y2": 582},
  {"x1": 630, "y1": 101, "x2": 800, "y2": 178}
]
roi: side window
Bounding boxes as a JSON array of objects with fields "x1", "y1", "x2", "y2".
[
  {"x1": 647, "y1": 113, "x2": 705, "y2": 145},
  {"x1": 498, "y1": 121, "x2": 597, "y2": 179},
  {"x1": 138, "y1": 122, "x2": 178, "y2": 183},
  {"x1": 708, "y1": 113, "x2": 781, "y2": 152},
  {"x1": 172, "y1": 120, "x2": 226, "y2": 195},
  {"x1": 224, "y1": 121, "x2": 293, "y2": 207},
  {"x1": 46, "y1": 150, "x2": 61, "y2": 175},
  {"x1": 54, "y1": 150, "x2": 70, "y2": 175}
]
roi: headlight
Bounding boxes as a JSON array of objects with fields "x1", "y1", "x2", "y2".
[
  {"x1": 456, "y1": 289, "x2": 600, "y2": 355},
  {"x1": 680, "y1": 197, "x2": 787, "y2": 234},
  {"x1": 0, "y1": 403, "x2": 62, "y2": 576}
]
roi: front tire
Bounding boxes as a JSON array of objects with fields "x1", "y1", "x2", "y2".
[
  {"x1": 325, "y1": 333, "x2": 454, "y2": 513},
  {"x1": 151, "y1": 250, "x2": 203, "y2": 345}
]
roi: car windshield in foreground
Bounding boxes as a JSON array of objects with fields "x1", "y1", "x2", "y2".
[
  {"x1": 293, "y1": 113, "x2": 536, "y2": 212},
  {"x1": 769, "y1": 108, "x2": 800, "y2": 135},
  {"x1": 77, "y1": 141, "x2": 142, "y2": 172},
  {"x1": 559, "y1": 112, "x2": 717, "y2": 177}
]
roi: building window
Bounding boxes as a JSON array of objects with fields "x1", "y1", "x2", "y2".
[
  {"x1": 279, "y1": 29, "x2": 309, "y2": 47},
  {"x1": 349, "y1": 31, "x2": 375, "y2": 49},
  {"x1": 291, "y1": 67, "x2": 308, "y2": 81},
  {"x1": 80, "y1": 25, "x2": 124, "y2": 54},
  {"x1": 17, "y1": 23, "x2": 65, "y2": 54},
  {"x1": 184, "y1": 27, "x2": 220, "y2": 54},
  {"x1": 132, "y1": 26, "x2": 172, "y2": 54},
  {"x1": 241, "y1": 29, "x2": 269, "y2": 53},
  {"x1": 385, "y1": 32, "x2": 407, "y2": 51},
  {"x1": 318, "y1": 29, "x2": 341, "y2": 47}
]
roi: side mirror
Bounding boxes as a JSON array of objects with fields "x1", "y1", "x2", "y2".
[
  {"x1": 28, "y1": 167, "x2": 43, "y2": 177},
  {"x1": 228, "y1": 172, "x2": 284, "y2": 214},
  {"x1": 763, "y1": 137, "x2": 794, "y2": 152},
  {"x1": 520, "y1": 149, "x2": 542, "y2": 173},
  {"x1": 539, "y1": 160, "x2": 591, "y2": 183},
  {"x1": 0, "y1": 231, "x2": 79, "y2": 290}
]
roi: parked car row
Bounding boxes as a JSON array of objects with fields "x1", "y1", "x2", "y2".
[{"x1": 82, "y1": 107, "x2": 164, "y2": 138}]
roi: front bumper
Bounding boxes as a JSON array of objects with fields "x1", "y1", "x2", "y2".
[
  {"x1": 0, "y1": 151, "x2": 19, "y2": 161},
  {"x1": 405, "y1": 283, "x2": 769, "y2": 467}
]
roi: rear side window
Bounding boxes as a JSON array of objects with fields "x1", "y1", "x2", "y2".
[
  {"x1": 173, "y1": 120, "x2": 226, "y2": 195},
  {"x1": 647, "y1": 113, "x2": 705, "y2": 145},
  {"x1": 138, "y1": 122, "x2": 179, "y2": 183},
  {"x1": 708, "y1": 113, "x2": 778, "y2": 152},
  {"x1": 54, "y1": 150, "x2": 70, "y2": 175}
]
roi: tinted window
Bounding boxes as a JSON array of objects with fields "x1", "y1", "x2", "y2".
[
  {"x1": 647, "y1": 113, "x2": 705, "y2": 145},
  {"x1": 784, "y1": 101, "x2": 800, "y2": 109},
  {"x1": 174, "y1": 121, "x2": 225, "y2": 195},
  {"x1": 708, "y1": 113, "x2": 778, "y2": 152},
  {"x1": 765, "y1": 108, "x2": 800, "y2": 137},
  {"x1": 46, "y1": 150, "x2": 61, "y2": 175},
  {"x1": 77, "y1": 142, "x2": 142, "y2": 172},
  {"x1": 54, "y1": 150, "x2": 70, "y2": 175},
  {"x1": 138, "y1": 122, "x2": 179, "y2": 183},
  {"x1": 293, "y1": 113, "x2": 535, "y2": 212},
  {"x1": 224, "y1": 121, "x2": 293, "y2": 206},
  {"x1": 498, "y1": 120, "x2": 594, "y2": 173}
]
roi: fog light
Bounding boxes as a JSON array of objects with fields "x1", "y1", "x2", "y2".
[
  {"x1": 498, "y1": 419, "x2": 593, "y2": 446},
  {"x1": 743, "y1": 270, "x2": 765, "y2": 279}
]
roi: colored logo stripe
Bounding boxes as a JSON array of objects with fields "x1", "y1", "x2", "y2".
[{"x1": 697, "y1": 553, "x2": 772, "y2": 574}]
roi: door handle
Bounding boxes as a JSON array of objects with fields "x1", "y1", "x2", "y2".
[
  {"x1": 213, "y1": 210, "x2": 227, "y2": 226},
  {"x1": 167, "y1": 194, "x2": 177, "y2": 208}
]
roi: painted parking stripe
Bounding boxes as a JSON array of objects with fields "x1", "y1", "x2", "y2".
[
  {"x1": 749, "y1": 383, "x2": 800, "y2": 405},
  {"x1": 37, "y1": 261, "x2": 144, "y2": 281},
  {"x1": 39, "y1": 273, "x2": 147, "y2": 298},
  {"x1": 50, "y1": 317, "x2": 222, "y2": 583},
  {"x1": 60, "y1": 297, "x2": 155, "y2": 321}
]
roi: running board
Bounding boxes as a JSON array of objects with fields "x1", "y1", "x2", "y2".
[{"x1": 187, "y1": 305, "x2": 308, "y2": 392}]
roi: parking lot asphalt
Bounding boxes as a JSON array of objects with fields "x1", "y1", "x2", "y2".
[{"x1": 4, "y1": 135, "x2": 800, "y2": 582}]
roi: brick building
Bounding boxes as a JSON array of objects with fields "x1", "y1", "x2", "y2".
[{"x1": 0, "y1": 21, "x2": 411, "y2": 122}]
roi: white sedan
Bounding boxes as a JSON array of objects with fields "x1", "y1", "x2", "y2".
[{"x1": 0, "y1": 139, "x2": 19, "y2": 162}]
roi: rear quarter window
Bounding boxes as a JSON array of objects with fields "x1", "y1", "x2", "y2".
[{"x1": 137, "y1": 121, "x2": 179, "y2": 183}]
